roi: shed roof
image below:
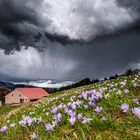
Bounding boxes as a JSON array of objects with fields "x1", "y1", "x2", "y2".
[{"x1": 16, "y1": 88, "x2": 49, "y2": 100}]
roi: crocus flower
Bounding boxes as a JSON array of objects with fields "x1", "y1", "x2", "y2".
[
  {"x1": 45, "y1": 124, "x2": 54, "y2": 131},
  {"x1": 91, "y1": 102, "x2": 96, "y2": 107},
  {"x1": 124, "y1": 89, "x2": 129, "y2": 94},
  {"x1": 105, "y1": 93, "x2": 110, "y2": 99},
  {"x1": 121, "y1": 104, "x2": 129, "y2": 113},
  {"x1": 132, "y1": 107, "x2": 140, "y2": 119},
  {"x1": 82, "y1": 117, "x2": 92, "y2": 124},
  {"x1": 37, "y1": 117, "x2": 42, "y2": 123},
  {"x1": 71, "y1": 103, "x2": 76, "y2": 110},
  {"x1": 68, "y1": 110, "x2": 76, "y2": 118},
  {"x1": 77, "y1": 114, "x2": 83, "y2": 121},
  {"x1": 132, "y1": 98, "x2": 139, "y2": 105},
  {"x1": 120, "y1": 82, "x2": 126, "y2": 86},
  {"x1": 52, "y1": 107, "x2": 58, "y2": 114},
  {"x1": 0, "y1": 126, "x2": 7, "y2": 133},
  {"x1": 54, "y1": 113, "x2": 62, "y2": 122},
  {"x1": 75, "y1": 100, "x2": 82, "y2": 107},
  {"x1": 69, "y1": 117, "x2": 76, "y2": 125},
  {"x1": 133, "y1": 83, "x2": 137, "y2": 87},
  {"x1": 83, "y1": 93, "x2": 88, "y2": 100},
  {"x1": 58, "y1": 104, "x2": 63, "y2": 110},
  {"x1": 84, "y1": 104, "x2": 88, "y2": 109},
  {"x1": 95, "y1": 106, "x2": 102, "y2": 113},
  {"x1": 30, "y1": 132, "x2": 38, "y2": 139}
]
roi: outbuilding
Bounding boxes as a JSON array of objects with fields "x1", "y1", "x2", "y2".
[{"x1": 5, "y1": 88, "x2": 49, "y2": 104}]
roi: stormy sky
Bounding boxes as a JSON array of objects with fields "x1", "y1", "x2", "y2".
[{"x1": 0, "y1": 0, "x2": 140, "y2": 81}]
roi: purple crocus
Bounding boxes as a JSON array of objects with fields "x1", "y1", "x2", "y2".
[
  {"x1": 52, "y1": 107, "x2": 58, "y2": 114},
  {"x1": 120, "y1": 81, "x2": 126, "y2": 86},
  {"x1": 84, "y1": 104, "x2": 88, "y2": 109},
  {"x1": 71, "y1": 103, "x2": 76, "y2": 110},
  {"x1": 45, "y1": 124, "x2": 54, "y2": 131},
  {"x1": 91, "y1": 102, "x2": 96, "y2": 107},
  {"x1": 124, "y1": 89, "x2": 129, "y2": 94},
  {"x1": 132, "y1": 98, "x2": 139, "y2": 105},
  {"x1": 75, "y1": 100, "x2": 82, "y2": 107},
  {"x1": 133, "y1": 83, "x2": 137, "y2": 87},
  {"x1": 121, "y1": 104, "x2": 129, "y2": 113},
  {"x1": 82, "y1": 117, "x2": 92, "y2": 124},
  {"x1": 69, "y1": 117, "x2": 76, "y2": 125},
  {"x1": 68, "y1": 110, "x2": 76, "y2": 118},
  {"x1": 0, "y1": 126, "x2": 8, "y2": 133},
  {"x1": 77, "y1": 114, "x2": 83, "y2": 121},
  {"x1": 54, "y1": 113, "x2": 62, "y2": 122},
  {"x1": 132, "y1": 107, "x2": 140, "y2": 119},
  {"x1": 95, "y1": 106, "x2": 102, "y2": 113}
]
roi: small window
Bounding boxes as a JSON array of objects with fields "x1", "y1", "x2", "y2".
[{"x1": 19, "y1": 94, "x2": 21, "y2": 97}]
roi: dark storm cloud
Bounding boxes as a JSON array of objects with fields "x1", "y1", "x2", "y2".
[
  {"x1": 0, "y1": 32, "x2": 140, "y2": 81},
  {"x1": 0, "y1": 0, "x2": 140, "y2": 54},
  {"x1": 0, "y1": 0, "x2": 140, "y2": 81},
  {"x1": 0, "y1": 0, "x2": 50, "y2": 53}
]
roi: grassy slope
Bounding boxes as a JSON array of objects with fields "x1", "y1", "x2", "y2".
[
  {"x1": 0, "y1": 74, "x2": 140, "y2": 140},
  {"x1": 0, "y1": 105, "x2": 20, "y2": 115}
]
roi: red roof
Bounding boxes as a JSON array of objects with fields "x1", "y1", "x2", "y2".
[{"x1": 16, "y1": 88, "x2": 49, "y2": 100}]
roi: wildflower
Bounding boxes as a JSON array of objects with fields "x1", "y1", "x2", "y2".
[
  {"x1": 132, "y1": 107, "x2": 140, "y2": 119},
  {"x1": 68, "y1": 110, "x2": 76, "y2": 118},
  {"x1": 120, "y1": 82, "x2": 126, "y2": 86},
  {"x1": 95, "y1": 106, "x2": 102, "y2": 113},
  {"x1": 46, "y1": 112, "x2": 49, "y2": 116},
  {"x1": 37, "y1": 117, "x2": 42, "y2": 123},
  {"x1": 10, "y1": 123, "x2": 16, "y2": 127},
  {"x1": 124, "y1": 89, "x2": 129, "y2": 94},
  {"x1": 30, "y1": 132, "x2": 38, "y2": 139},
  {"x1": 83, "y1": 93, "x2": 88, "y2": 100},
  {"x1": 101, "y1": 116, "x2": 107, "y2": 121},
  {"x1": 84, "y1": 104, "x2": 88, "y2": 109},
  {"x1": 105, "y1": 93, "x2": 110, "y2": 99},
  {"x1": 54, "y1": 113, "x2": 62, "y2": 122},
  {"x1": 52, "y1": 107, "x2": 58, "y2": 114},
  {"x1": 78, "y1": 94, "x2": 83, "y2": 98},
  {"x1": 64, "y1": 108, "x2": 68, "y2": 113},
  {"x1": 45, "y1": 124, "x2": 54, "y2": 131},
  {"x1": 69, "y1": 117, "x2": 76, "y2": 125},
  {"x1": 121, "y1": 104, "x2": 129, "y2": 113},
  {"x1": 77, "y1": 114, "x2": 83, "y2": 121},
  {"x1": 0, "y1": 126, "x2": 7, "y2": 133},
  {"x1": 75, "y1": 100, "x2": 82, "y2": 107},
  {"x1": 19, "y1": 120, "x2": 26, "y2": 126},
  {"x1": 132, "y1": 98, "x2": 139, "y2": 105},
  {"x1": 133, "y1": 83, "x2": 137, "y2": 87},
  {"x1": 71, "y1": 103, "x2": 76, "y2": 110},
  {"x1": 90, "y1": 102, "x2": 96, "y2": 107},
  {"x1": 82, "y1": 117, "x2": 92, "y2": 124},
  {"x1": 95, "y1": 92, "x2": 103, "y2": 99},
  {"x1": 58, "y1": 104, "x2": 63, "y2": 110}
]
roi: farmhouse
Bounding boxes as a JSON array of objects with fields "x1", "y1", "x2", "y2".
[{"x1": 5, "y1": 88, "x2": 49, "y2": 104}]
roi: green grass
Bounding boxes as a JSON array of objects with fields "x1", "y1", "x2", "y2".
[
  {"x1": 0, "y1": 74, "x2": 140, "y2": 140},
  {"x1": 0, "y1": 105, "x2": 20, "y2": 115}
]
